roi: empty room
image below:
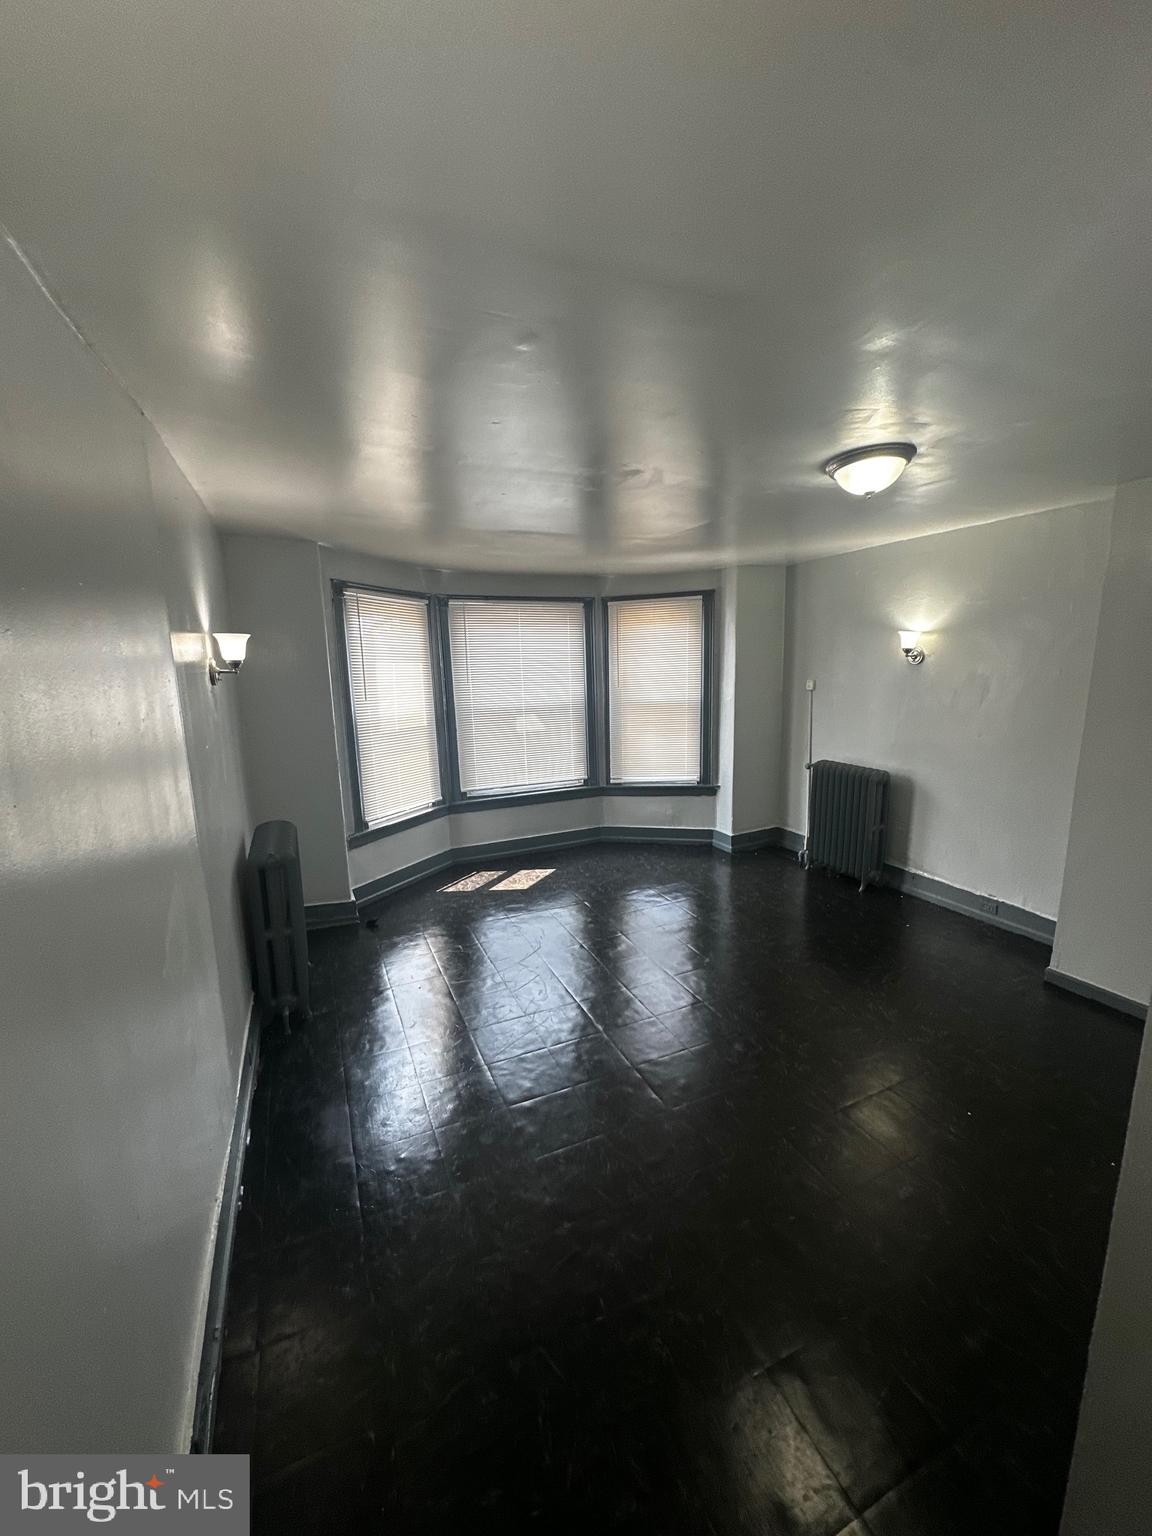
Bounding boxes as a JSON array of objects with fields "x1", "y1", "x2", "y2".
[{"x1": 3, "y1": 2, "x2": 1152, "y2": 1533}]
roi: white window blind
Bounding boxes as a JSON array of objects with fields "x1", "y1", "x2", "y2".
[
  {"x1": 608, "y1": 595, "x2": 705, "y2": 783},
  {"x1": 342, "y1": 589, "x2": 442, "y2": 826},
  {"x1": 448, "y1": 599, "x2": 588, "y2": 795}
]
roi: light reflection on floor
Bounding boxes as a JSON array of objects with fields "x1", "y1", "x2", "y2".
[
  {"x1": 489, "y1": 868, "x2": 554, "y2": 891},
  {"x1": 439, "y1": 867, "x2": 555, "y2": 893},
  {"x1": 439, "y1": 870, "x2": 503, "y2": 892}
]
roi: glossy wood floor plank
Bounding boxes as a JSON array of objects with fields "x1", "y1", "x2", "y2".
[{"x1": 215, "y1": 846, "x2": 1140, "y2": 1535}]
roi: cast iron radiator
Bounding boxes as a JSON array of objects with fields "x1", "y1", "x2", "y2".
[
  {"x1": 805, "y1": 759, "x2": 890, "y2": 892},
  {"x1": 245, "y1": 820, "x2": 310, "y2": 1019}
]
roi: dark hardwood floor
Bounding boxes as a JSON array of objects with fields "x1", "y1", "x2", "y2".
[{"x1": 214, "y1": 845, "x2": 1140, "y2": 1533}]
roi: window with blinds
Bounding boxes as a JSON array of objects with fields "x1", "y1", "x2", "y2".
[
  {"x1": 448, "y1": 599, "x2": 589, "y2": 795},
  {"x1": 608, "y1": 595, "x2": 705, "y2": 784},
  {"x1": 342, "y1": 589, "x2": 442, "y2": 826}
]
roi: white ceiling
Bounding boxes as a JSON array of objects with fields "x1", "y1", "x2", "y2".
[{"x1": 2, "y1": 0, "x2": 1151, "y2": 571}]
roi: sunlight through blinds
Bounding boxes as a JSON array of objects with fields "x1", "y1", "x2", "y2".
[
  {"x1": 448, "y1": 599, "x2": 588, "y2": 794},
  {"x1": 343, "y1": 589, "x2": 441, "y2": 825},
  {"x1": 608, "y1": 595, "x2": 704, "y2": 783}
]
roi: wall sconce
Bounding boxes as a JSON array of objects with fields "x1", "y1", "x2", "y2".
[
  {"x1": 209, "y1": 632, "x2": 250, "y2": 685},
  {"x1": 898, "y1": 629, "x2": 925, "y2": 666}
]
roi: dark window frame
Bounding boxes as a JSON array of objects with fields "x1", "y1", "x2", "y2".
[
  {"x1": 439, "y1": 594, "x2": 598, "y2": 802},
  {"x1": 332, "y1": 581, "x2": 449, "y2": 836},
  {"x1": 333, "y1": 580, "x2": 718, "y2": 845}
]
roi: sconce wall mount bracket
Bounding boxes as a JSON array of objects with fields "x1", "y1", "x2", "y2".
[{"x1": 208, "y1": 658, "x2": 239, "y2": 686}]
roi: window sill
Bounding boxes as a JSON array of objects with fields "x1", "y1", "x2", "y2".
[{"x1": 348, "y1": 782, "x2": 719, "y2": 847}]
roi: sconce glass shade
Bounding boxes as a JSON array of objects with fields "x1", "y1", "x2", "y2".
[
  {"x1": 213, "y1": 633, "x2": 250, "y2": 665},
  {"x1": 823, "y1": 443, "x2": 916, "y2": 497},
  {"x1": 898, "y1": 629, "x2": 926, "y2": 665}
]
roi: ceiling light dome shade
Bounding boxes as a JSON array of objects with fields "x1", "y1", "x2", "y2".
[{"x1": 823, "y1": 442, "x2": 916, "y2": 497}]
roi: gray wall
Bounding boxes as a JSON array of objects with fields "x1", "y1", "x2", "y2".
[
  {"x1": 1056, "y1": 481, "x2": 1152, "y2": 1525},
  {"x1": 0, "y1": 237, "x2": 250, "y2": 1450},
  {"x1": 230, "y1": 514, "x2": 1119, "y2": 922},
  {"x1": 151, "y1": 441, "x2": 252, "y2": 1066},
  {"x1": 780, "y1": 505, "x2": 1110, "y2": 919},
  {"x1": 1061, "y1": 1006, "x2": 1152, "y2": 1534},
  {"x1": 1050, "y1": 479, "x2": 1152, "y2": 1009},
  {"x1": 716, "y1": 565, "x2": 787, "y2": 839},
  {"x1": 223, "y1": 533, "x2": 352, "y2": 903}
]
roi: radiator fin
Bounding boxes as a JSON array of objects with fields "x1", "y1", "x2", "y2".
[{"x1": 807, "y1": 760, "x2": 890, "y2": 892}]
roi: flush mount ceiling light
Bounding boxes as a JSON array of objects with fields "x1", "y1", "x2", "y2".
[{"x1": 823, "y1": 442, "x2": 917, "y2": 497}]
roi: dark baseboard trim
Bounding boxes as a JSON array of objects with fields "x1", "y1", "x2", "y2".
[
  {"x1": 190, "y1": 999, "x2": 262, "y2": 1454},
  {"x1": 713, "y1": 826, "x2": 798, "y2": 855},
  {"x1": 595, "y1": 826, "x2": 714, "y2": 847},
  {"x1": 356, "y1": 848, "x2": 457, "y2": 907},
  {"x1": 348, "y1": 783, "x2": 721, "y2": 848},
  {"x1": 757, "y1": 825, "x2": 1056, "y2": 946},
  {"x1": 305, "y1": 899, "x2": 359, "y2": 930},
  {"x1": 448, "y1": 824, "x2": 712, "y2": 858},
  {"x1": 884, "y1": 866, "x2": 1056, "y2": 945},
  {"x1": 354, "y1": 826, "x2": 716, "y2": 911},
  {"x1": 1044, "y1": 966, "x2": 1147, "y2": 1021}
]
